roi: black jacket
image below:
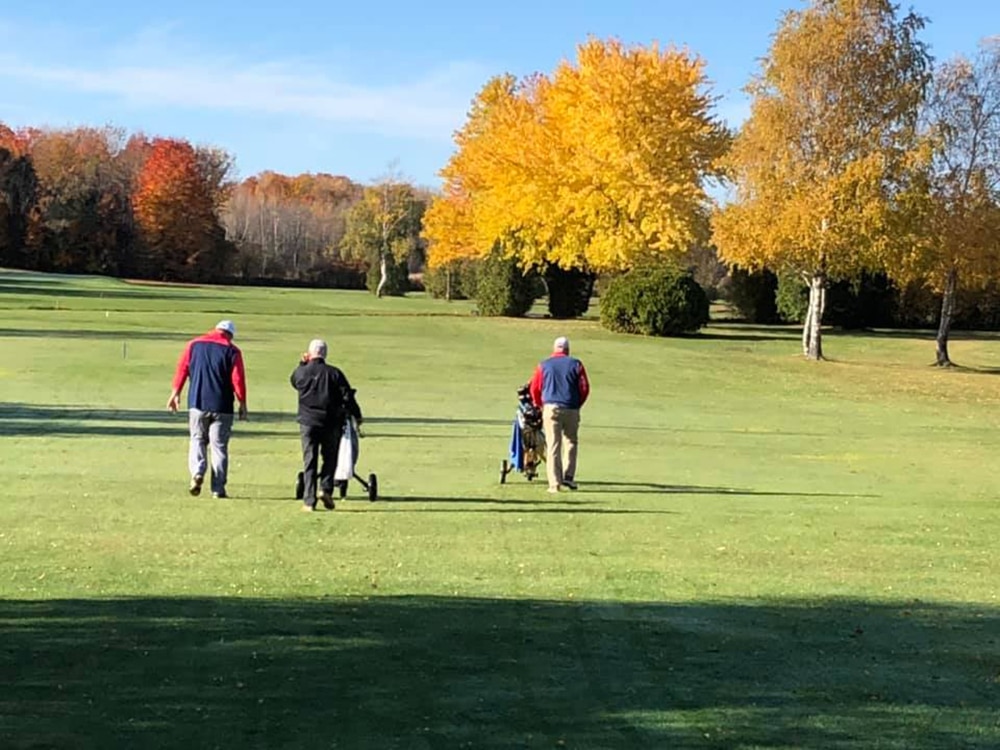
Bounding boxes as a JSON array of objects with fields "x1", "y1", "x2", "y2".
[{"x1": 290, "y1": 358, "x2": 362, "y2": 428}]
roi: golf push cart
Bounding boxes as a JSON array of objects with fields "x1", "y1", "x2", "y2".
[
  {"x1": 295, "y1": 416, "x2": 378, "y2": 502},
  {"x1": 500, "y1": 383, "x2": 545, "y2": 484}
]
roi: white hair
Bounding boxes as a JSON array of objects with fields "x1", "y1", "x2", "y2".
[
  {"x1": 553, "y1": 336, "x2": 570, "y2": 353},
  {"x1": 308, "y1": 339, "x2": 328, "y2": 358}
]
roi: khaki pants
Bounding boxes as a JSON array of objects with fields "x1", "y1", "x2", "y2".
[{"x1": 542, "y1": 404, "x2": 580, "y2": 490}]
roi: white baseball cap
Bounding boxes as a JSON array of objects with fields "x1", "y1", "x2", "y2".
[{"x1": 215, "y1": 320, "x2": 236, "y2": 337}]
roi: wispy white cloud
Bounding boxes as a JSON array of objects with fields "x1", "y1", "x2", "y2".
[{"x1": 0, "y1": 22, "x2": 487, "y2": 141}]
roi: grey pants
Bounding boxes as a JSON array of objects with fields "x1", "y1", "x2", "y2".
[{"x1": 188, "y1": 409, "x2": 234, "y2": 494}]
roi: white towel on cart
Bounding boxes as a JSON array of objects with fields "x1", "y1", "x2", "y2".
[{"x1": 334, "y1": 418, "x2": 358, "y2": 481}]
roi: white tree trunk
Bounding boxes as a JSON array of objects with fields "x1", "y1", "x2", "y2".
[
  {"x1": 375, "y1": 254, "x2": 388, "y2": 298},
  {"x1": 802, "y1": 289, "x2": 813, "y2": 357},
  {"x1": 802, "y1": 272, "x2": 826, "y2": 360},
  {"x1": 935, "y1": 267, "x2": 958, "y2": 367}
]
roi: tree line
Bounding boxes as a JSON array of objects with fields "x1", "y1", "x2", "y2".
[
  {"x1": 0, "y1": 126, "x2": 428, "y2": 289},
  {"x1": 2, "y1": 0, "x2": 998, "y2": 364},
  {"x1": 422, "y1": 0, "x2": 1000, "y2": 365}
]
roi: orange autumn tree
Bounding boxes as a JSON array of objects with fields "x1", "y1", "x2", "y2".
[
  {"x1": 712, "y1": 0, "x2": 931, "y2": 360},
  {"x1": 0, "y1": 124, "x2": 37, "y2": 267},
  {"x1": 22, "y1": 126, "x2": 133, "y2": 273},
  {"x1": 423, "y1": 39, "x2": 729, "y2": 275},
  {"x1": 133, "y1": 138, "x2": 228, "y2": 280}
]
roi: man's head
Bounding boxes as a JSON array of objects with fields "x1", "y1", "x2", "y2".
[
  {"x1": 553, "y1": 336, "x2": 570, "y2": 354},
  {"x1": 215, "y1": 320, "x2": 236, "y2": 339},
  {"x1": 308, "y1": 338, "x2": 328, "y2": 360}
]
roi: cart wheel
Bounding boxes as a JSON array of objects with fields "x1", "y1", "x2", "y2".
[
  {"x1": 295, "y1": 472, "x2": 304, "y2": 500},
  {"x1": 338, "y1": 481, "x2": 348, "y2": 499},
  {"x1": 500, "y1": 459, "x2": 508, "y2": 484},
  {"x1": 526, "y1": 468, "x2": 536, "y2": 481},
  {"x1": 368, "y1": 473, "x2": 378, "y2": 501}
]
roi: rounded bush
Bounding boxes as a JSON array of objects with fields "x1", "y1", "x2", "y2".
[
  {"x1": 599, "y1": 266, "x2": 709, "y2": 336},
  {"x1": 723, "y1": 267, "x2": 779, "y2": 323},
  {"x1": 474, "y1": 252, "x2": 539, "y2": 317},
  {"x1": 544, "y1": 265, "x2": 595, "y2": 319},
  {"x1": 775, "y1": 273, "x2": 809, "y2": 323}
]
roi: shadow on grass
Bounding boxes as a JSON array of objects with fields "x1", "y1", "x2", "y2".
[
  {"x1": 0, "y1": 327, "x2": 199, "y2": 340},
  {"x1": 0, "y1": 404, "x2": 512, "y2": 441},
  {"x1": 0, "y1": 403, "x2": 296, "y2": 438},
  {"x1": 0, "y1": 282, "x2": 202, "y2": 300},
  {"x1": 696, "y1": 331, "x2": 801, "y2": 342},
  {"x1": 369, "y1": 497, "x2": 678, "y2": 515},
  {"x1": 366, "y1": 416, "x2": 510, "y2": 427},
  {"x1": 577, "y1": 481, "x2": 877, "y2": 498},
  {"x1": 0, "y1": 596, "x2": 995, "y2": 749}
]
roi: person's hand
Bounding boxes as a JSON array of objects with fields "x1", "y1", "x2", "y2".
[
  {"x1": 300, "y1": 352, "x2": 310, "y2": 365},
  {"x1": 167, "y1": 393, "x2": 180, "y2": 412},
  {"x1": 238, "y1": 402, "x2": 248, "y2": 421}
]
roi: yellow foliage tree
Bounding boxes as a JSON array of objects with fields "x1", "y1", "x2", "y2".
[
  {"x1": 423, "y1": 39, "x2": 729, "y2": 274},
  {"x1": 712, "y1": 0, "x2": 931, "y2": 359},
  {"x1": 894, "y1": 39, "x2": 1000, "y2": 366}
]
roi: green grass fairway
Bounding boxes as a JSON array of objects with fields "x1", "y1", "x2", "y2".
[{"x1": 1, "y1": 269, "x2": 998, "y2": 749}]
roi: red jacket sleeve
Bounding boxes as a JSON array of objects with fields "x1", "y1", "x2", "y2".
[
  {"x1": 171, "y1": 340, "x2": 193, "y2": 393},
  {"x1": 528, "y1": 364, "x2": 544, "y2": 407},
  {"x1": 577, "y1": 362, "x2": 590, "y2": 406},
  {"x1": 231, "y1": 348, "x2": 247, "y2": 403}
]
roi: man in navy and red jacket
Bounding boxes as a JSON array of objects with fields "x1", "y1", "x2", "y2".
[
  {"x1": 529, "y1": 336, "x2": 590, "y2": 492},
  {"x1": 167, "y1": 320, "x2": 248, "y2": 499}
]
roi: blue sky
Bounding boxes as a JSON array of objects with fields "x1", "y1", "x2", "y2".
[{"x1": 1, "y1": 0, "x2": 996, "y2": 185}]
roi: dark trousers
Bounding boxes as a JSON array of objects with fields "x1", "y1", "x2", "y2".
[{"x1": 300, "y1": 422, "x2": 341, "y2": 506}]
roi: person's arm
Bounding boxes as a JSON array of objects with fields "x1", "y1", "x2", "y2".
[
  {"x1": 577, "y1": 362, "x2": 590, "y2": 407},
  {"x1": 167, "y1": 341, "x2": 193, "y2": 412},
  {"x1": 528, "y1": 364, "x2": 544, "y2": 408},
  {"x1": 290, "y1": 356, "x2": 307, "y2": 390},
  {"x1": 232, "y1": 348, "x2": 248, "y2": 420}
]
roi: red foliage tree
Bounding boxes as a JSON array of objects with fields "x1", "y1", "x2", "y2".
[{"x1": 133, "y1": 138, "x2": 229, "y2": 280}]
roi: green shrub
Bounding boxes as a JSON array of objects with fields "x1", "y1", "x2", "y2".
[
  {"x1": 424, "y1": 261, "x2": 477, "y2": 300},
  {"x1": 544, "y1": 265, "x2": 595, "y2": 319},
  {"x1": 777, "y1": 272, "x2": 899, "y2": 328},
  {"x1": 723, "y1": 267, "x2": 779, "y2": 323},
  {"x1": 365, "y1": 256, "x2": 409, "y2": 296},
  {"x1": 776, "y1": 273, "x2": 809, "y2": 323},
  {"x1": 474, "y1": 252, "x2": 539, "y2": 317},
  {"x1": 825, "y1": 273, "x2": 898, "y2": 329},
  {"x1": 599, "y1": 266, "x2": 709, "y2": 336}
]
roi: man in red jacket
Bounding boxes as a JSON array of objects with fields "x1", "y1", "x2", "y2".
[
  {"x1": 529, "y1": 336, "x2": 590, "y2": 493},
  {"x1": 167, "y1": 320, "x2": 248, "y2": 499}
]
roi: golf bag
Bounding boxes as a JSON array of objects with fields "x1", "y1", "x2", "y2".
[{"x1": 500, "y1": 383, "x2": 545, "y2": 483}]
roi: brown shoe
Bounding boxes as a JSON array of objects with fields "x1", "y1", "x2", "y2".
[
  {"x1": 189, "y1": 475, "x2": 204, "y2": 496},
  {"x1": 320, "y1": 492, "x2": 335, "y2": 510}
]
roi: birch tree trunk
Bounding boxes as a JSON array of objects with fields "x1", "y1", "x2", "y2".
[
  {"x1": 935, "y1": 267, "x2": 958, "y2": 367},
  {"x1": 375, "y1": 252, "x2": 388, "y2": 298},
  {"x1": 802, "y1": 272, "x2": 826, "y2": 360}
]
